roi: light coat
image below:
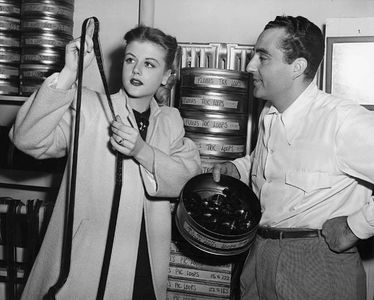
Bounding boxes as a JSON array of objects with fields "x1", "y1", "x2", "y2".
[{"x1": 10, "y1": 74, "x2": 201, "y2": 300}]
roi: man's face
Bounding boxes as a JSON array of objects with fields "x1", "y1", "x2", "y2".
[{"x1": 246, "y1": 28, "x2": 295, "y2": 105}]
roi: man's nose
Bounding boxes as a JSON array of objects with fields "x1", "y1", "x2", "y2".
[{"x1": 246, "y1": 57, "x2": 256, "y2": 73}]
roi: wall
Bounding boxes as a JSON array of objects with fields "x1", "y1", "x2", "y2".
[
  {"x1": 153, "y1": 0, "x2": 374, "y2": 44},
  {"x1": 72, "y1": 0, "x2": 139, "y2": 92},
  {"x1": 75, "y1": 0, "x2": 374, "y2": 92}
]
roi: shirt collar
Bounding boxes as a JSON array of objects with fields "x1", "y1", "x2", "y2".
[{"x1": 265, "y1": 81, "x2": 319, "y2": 144}]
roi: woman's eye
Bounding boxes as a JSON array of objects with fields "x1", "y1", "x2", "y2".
[
  {"x1": 124, "y1": 57, "x2": 134, "y2": 64},
  {"x1": 145, "y1": 61, "x2": 155, "y2": 68}
]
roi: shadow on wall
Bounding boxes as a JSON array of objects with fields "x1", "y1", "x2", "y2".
[{"x1": 108, "y1": 46, "x2": 124, "y2": 94}]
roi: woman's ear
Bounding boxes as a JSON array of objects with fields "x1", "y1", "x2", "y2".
[
  {"x1": 292, "y1": 57, "x2": 307, "y2": 79},
  {"x1": 162, "y1": 69, "x2": 172, "y2": 86}
]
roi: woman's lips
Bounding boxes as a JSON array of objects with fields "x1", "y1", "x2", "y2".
[{"x1": 130, "y1": 78, "x2": 143, "y2": 86}]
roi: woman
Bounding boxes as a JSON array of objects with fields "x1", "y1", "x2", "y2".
[{"x1": 10, "y1": 20, "x2": 201, "y2": 299}]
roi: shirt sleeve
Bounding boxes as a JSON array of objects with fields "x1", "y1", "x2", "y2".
[
  {"x1": 336, "y1": 105, "x2": 374, "y2": 238},
  {"x1": 347, "y1": 197, "x2": 374, "y2": 239},
  {"x1": 232, "y1": 153, "x2": 253, "y2": 186}
]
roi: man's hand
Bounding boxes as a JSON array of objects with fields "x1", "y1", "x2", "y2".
[
  {"x1": 321, "y1": 216, "x2": 360, "y2": 253},
  {"x1": 212, "y1": 162, "x2": 240, "y2": 182}
]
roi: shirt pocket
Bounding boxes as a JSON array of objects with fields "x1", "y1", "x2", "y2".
[{"x1": 285, "y1": 170, "x2": 331, "y2": 194}]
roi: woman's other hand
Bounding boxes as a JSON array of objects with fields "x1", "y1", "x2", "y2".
[{"x1": 110, "y1": 116, "x2": 155, "y2": 172}]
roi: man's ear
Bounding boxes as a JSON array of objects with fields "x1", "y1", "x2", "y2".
[{"x1": 292, "y1": 57, "x2": 307, "y2": 79}]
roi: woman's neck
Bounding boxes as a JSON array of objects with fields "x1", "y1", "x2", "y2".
[{"x1": 128, "y1": 95, "x2": 152, "y2": 113}]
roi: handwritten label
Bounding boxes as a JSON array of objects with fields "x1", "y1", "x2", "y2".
[
  {"x1": 181, "y1": 96, "x2": 238, "y2": 109},
  {"x1": 167, "y1": 278, "x2": 230, "y2": 297},
  {"x1": 183, "y1": 118, "x2": 240, "y2": 131},
  {"x1": 194, "y1": 76, "x2": 246, "y2": 88},
  {"x1": 168, "y1": 266, "x2": 231, "y2": 284}
]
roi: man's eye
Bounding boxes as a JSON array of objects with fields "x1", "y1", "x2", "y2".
[{"x1": 259, "y1": 55, "x2": 267, "y2": 62}]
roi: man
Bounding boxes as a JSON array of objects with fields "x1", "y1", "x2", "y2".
[{"x1": 213, "y1": 15, "x2": 374, "y2": 300}]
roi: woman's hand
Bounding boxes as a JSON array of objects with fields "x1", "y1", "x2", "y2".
[
  {"x1": 110, "y1": 116, "x2": 155, "y2": 172},
  {"x1": 111, "y1": 116, "x2": 145, "y2": 157},
  {"x1": 57, "y1": 18, "x2": 95, "y2": 89}
]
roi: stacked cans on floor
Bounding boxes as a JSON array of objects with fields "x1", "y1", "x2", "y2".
[
  {"x1": 179, "y1": 68, "x2": 251, "y2": 173},
  {"x1": 167, "y1": 240, "x2": 233, "y2": 300},
  {"x1": 19, "y1": 0, "x2": 74, "y2": 95},
  {"x1": 0, "y1": 0, "x2": 21, "y2": 95}
]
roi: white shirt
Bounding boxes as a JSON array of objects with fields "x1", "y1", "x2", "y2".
[{"x1": 233, "y1": 82, "x2": 374, "y2": 239}]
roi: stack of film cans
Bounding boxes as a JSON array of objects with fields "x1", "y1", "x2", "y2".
[
  {"x1": 167, "y1": 240, "x2": 233, "y2": 299},
  {"x1": 0, "y1": 0, "x2": 21, "y2": 95},
  {"x1": 178, "y1": 68, "x2": 251, "y2": 173},
  {"x1": 19, "y1": 0, "x2": 74, "y2": 96}
]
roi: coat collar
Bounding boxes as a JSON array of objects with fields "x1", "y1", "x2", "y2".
[{"x1": 112, "y1": 88, "x2": 161, "y2": 129}]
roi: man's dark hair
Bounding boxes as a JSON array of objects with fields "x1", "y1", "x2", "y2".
[{"x1": 264, "y1": 15, "x2": 324, "y2": 80}]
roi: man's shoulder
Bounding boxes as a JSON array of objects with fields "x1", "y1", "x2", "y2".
[{"x1": 314, "y1": 89, "x2": 360, "y2": 114}]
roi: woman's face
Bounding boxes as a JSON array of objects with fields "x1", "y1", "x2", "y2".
[{"x1": 122, "y1": 40, "x2": 170, "y2": 100}]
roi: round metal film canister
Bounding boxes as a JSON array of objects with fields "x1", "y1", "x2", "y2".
[
  {"x1": 0, "y1": 32, "x2": 20, "y2": 48},
  {"x1": 180, "y1": 67, "x2": 250, "y2": 93},
  {"x1": 175, "y1": 173, "x2": 261, "y2": 256},
  {"x1": 0, "y1": 16, "x2": 20, "y2": 33},
  {"x1": 200, "y1": 155, "x2": 230, "y2": 174},
  {"x1": 0, "y1": 64, "x2": 19, "y2": 79},
  {"x1": 181, "y1": 110, "x2": 248, "y2": 136},
  {"x1": 21, "y1": 16, "x2": 73, "y2": 35},
  {"x1": 21, "y1": 48, "x2": 64, "y2": 66},
  {"x1": 186, "y1": 132, "x2": 246, "y2": 159},
  {"x1": 19, "y1": 79, "x2": 41, "y2": 96},
  {"x1": 0, "y1": 78, "x2": 19, "y2": 95},
  {"x1": 179, "y1": 88, "x2": 249, "y2": 114},
  {"x1": 0, "y1": 47, "x2": 20, "y2": 64},
  {"x1": 0, "y1": 2, "x2": 20, "y2": 18},
  {"x1": 21, "y1": 32, "x2": 71, "y2": 50},
  {"x1": 20, "y1": 64, "x2": 57, "y2": 82},
  {"x1": 21, "y1": 1, "x2": 74, "y2": 21},
  {"x1": 22, "y1": 0, "x2": 74, "y2": 6}
]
